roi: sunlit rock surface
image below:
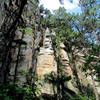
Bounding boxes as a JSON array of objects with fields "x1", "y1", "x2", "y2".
[
  {"x1": 10, "y1": 29, "x2": 34, "y2": 84},
  {"x1": 37, "y1": 29, "x2": 57, "y2": 77},
  {"x1": 9, "y1": 28, "x2": 100, "y2": 95},
  {"x1": 36, "y1": 29, "x2": 57, "y2": 94},
  {"x1": 36, "y1": 29, "x2": 99, "y2": 95}
]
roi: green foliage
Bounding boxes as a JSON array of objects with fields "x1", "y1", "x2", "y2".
[
  {"x1": 44, "y1": 72, "x2": 71, "y2": 86},
  {"x1": 52, "y1": 35, "x2": 61, "y2": 49},
  {"x1": 83, "y1": 43, "x2": 100, "y2": 80},
  {"x1": 25, "y1": 28, "x2": 33, "y2": 35},
  {"x1": 17, "y1": 27, "x2": 33, "y2": 35},
  {"x1": 43, "y1": 4, "x2": 99, "y2": 99},
  {"x1": 0, "y1": 83, "x2": 19, "y2": 100},
  {"x1": 0, "y1": 82, "x2": 42, "y2": 100},
  {"x1": 44, "y1": 72, "x2": 95, "y2": 100}
]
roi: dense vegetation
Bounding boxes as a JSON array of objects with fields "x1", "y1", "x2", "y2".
[{"x1": 0, "y1": 0, "x2": 99, "y2": 100}]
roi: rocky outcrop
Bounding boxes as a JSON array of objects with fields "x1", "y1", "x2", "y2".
[
  {"x1": 37, "y1": 28, "x2": 57, "y2": 78},
  {"x1": 36, "y1": 29, "x2": 57, "y2": 94},
  {"x1": 10, "y1": 29, "x2": 34, "y2": 84},
  {"x1": 9, "y1": 27, "x2": 99, "y2": 96},
  {"x1": 36, "y1": 29, "x2": 100, "y2": 96}
]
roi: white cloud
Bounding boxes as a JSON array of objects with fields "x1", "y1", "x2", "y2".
[
  {"x1": 40, "y1": 0, "x2": 61, "y2": 11},
  {"x1": 40, "y1": 0, "x2": 80, "y2": 11}
]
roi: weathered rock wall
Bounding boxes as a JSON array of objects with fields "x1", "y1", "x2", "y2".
[
  {"x1": 36, "y1": 28, "x2": 57, "y2": 94},
  {"x1": 36, "y1": 29, "x2": 100, "y2": 95},
  {"x1": 10, "y1": 30, "x2": 34, "y2": 84}
]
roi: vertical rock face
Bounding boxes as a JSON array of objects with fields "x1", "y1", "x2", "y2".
[
  {"x1": 36, "y1": 28, "x2": 57, "y2": 94},
  {"x1": 17, "y1": 33, "x2": 34, "y2": 83},
  {"x1": 37, "y1": 55, "x2": 57, "y2": 77},
  {"x1": 9, "y1": 27, "x2": 99, "y2": 95},
  {"x1": 59, "y1": 47, "x2": 78, "y2": 93},
  {"x1": 37, "y1": 28, "x2": 57, "y2": 78},
  {"x1": 36, "y1": 29, "x2": 99, "y2": 95},
  {"x1": 59, "y1": 45, "x2": 91, "y2": 93},
  {"x1": 10, "y1": 30, "x2": 34, "y2": 84},
  {"x1": 0, "y1": 0, "x2": 40, "y2": 83},
  {"x1": 36, "y1": 29, "x2": 86, "y2": 94},
  {"x1": 59, "y1": 47, "x2": 73, "y2": 76}
]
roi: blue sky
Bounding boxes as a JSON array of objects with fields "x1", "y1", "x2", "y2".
[{"x1": 40, "y1": 0, "x2": 81, "y2": 13}]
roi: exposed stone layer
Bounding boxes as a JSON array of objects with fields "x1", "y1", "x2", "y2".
[
  {"x1": 37, "y1": 54, "x2": 57, "y2": 78},
  {"x1": 36, "y1": 29, "x2": 57, "y2": 94}
]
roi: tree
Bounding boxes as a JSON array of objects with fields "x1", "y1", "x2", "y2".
[
  {"x1": 45, "y1": 4, "x2": 100, "y2": 99},
  {"x1": 79, "y1": 1, "x2": 100, "y2": 100},
  {"x1": 47, "y1": 7, "x2": 88, "y2": 98},
  {"x1": 80, "y1": 0, "x2": 100, "y2": 44}
]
